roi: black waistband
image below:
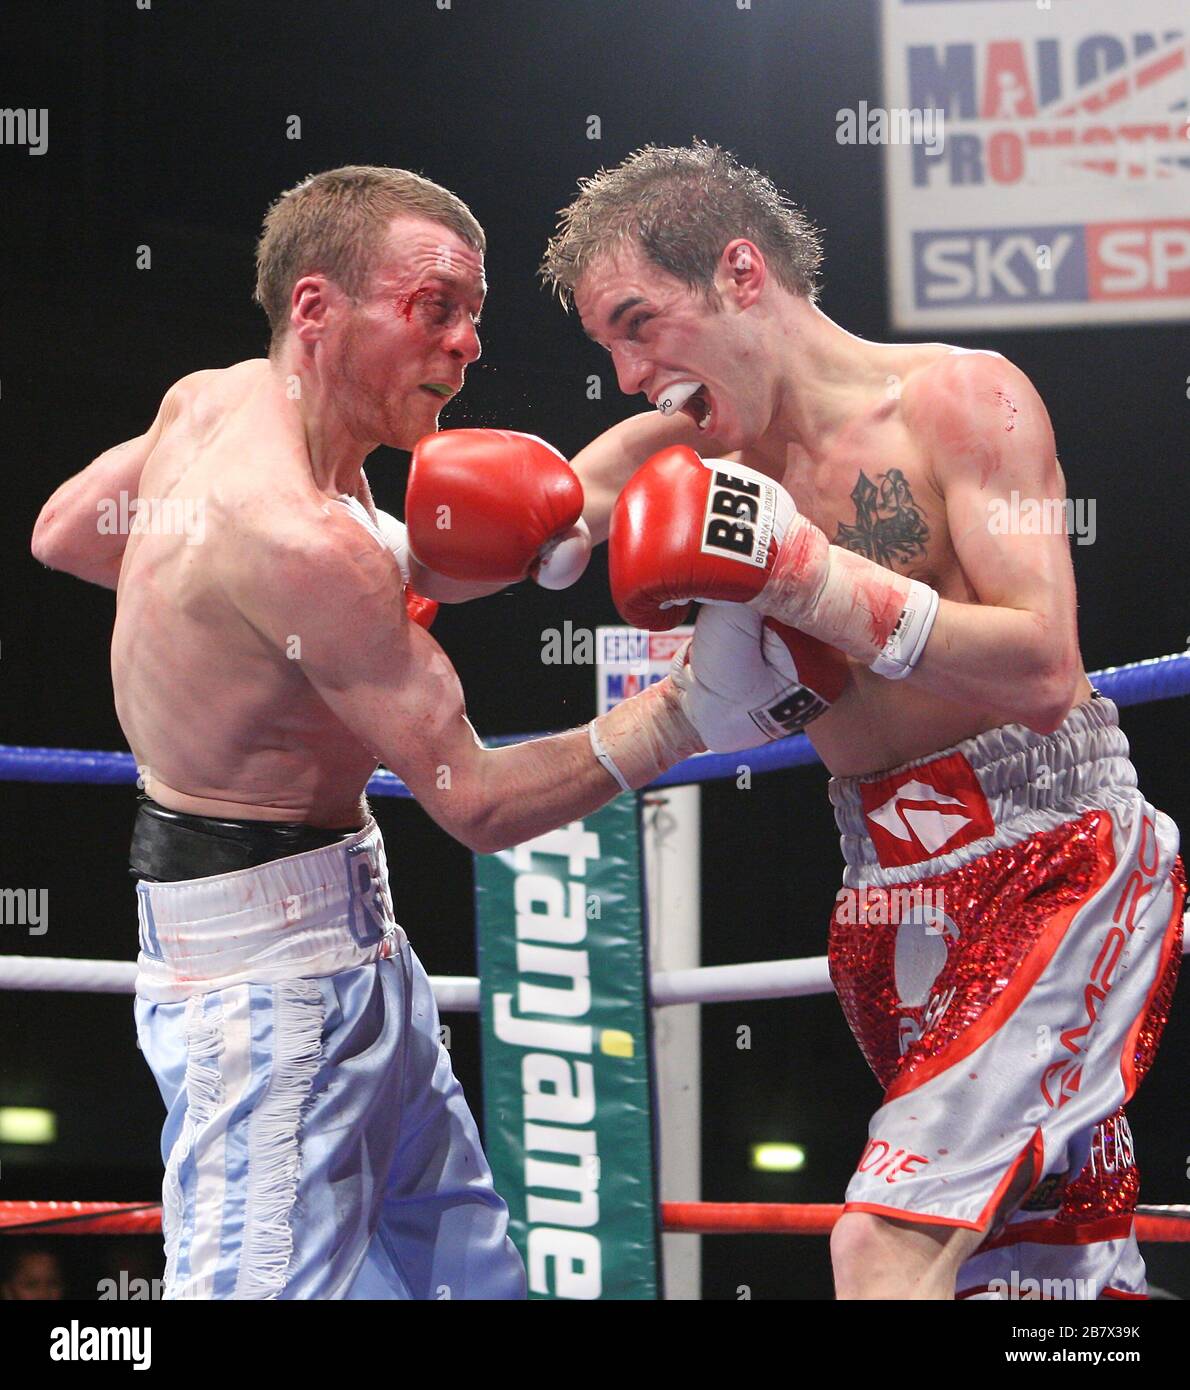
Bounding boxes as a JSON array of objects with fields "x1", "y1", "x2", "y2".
[{"x1": 130, "y1": 797, "x2": 361, "y2": 882}]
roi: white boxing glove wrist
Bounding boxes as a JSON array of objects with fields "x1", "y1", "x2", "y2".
[
  {"x1": 374, "y1": 508, "x2": 413, "y2": 583},
  {"x1": 533, "y1": 517, "x2": 592, "y2": 591},
  {"x1": 869, "y1": 579, "x2": 939, "y2": 679}
]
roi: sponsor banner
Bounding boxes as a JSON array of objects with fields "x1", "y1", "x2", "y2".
[
  {"x1": 476, "y1": 805, "x2": 659, "y2": 1299},
  {"x1": 596, "y1": 626, "x2": 692, "y2": 716},
  {"x1": 882, "y1": 0, "x2": 1190, "y2": 328}
]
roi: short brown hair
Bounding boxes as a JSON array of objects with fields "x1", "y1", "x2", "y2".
[
  {"x1": 540, "y1": 140, "x2": 823, "y2": 309},
  {"x1": 254, "y1": 164, "x2": 486, "y2": 350}
]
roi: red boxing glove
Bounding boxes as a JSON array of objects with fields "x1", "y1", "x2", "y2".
[
  {"x1": 610, "y1": 446, "x2": 789, "y2": 630},
  {"x1": 407, "y1": 429, "x2": 589, "y2": 587},
  {"x1": 404, "y1": 589, "x2": 438, "y2": 629},
  {"x1": 609, "y1": 446, "x2": 938, "y2": 681}
]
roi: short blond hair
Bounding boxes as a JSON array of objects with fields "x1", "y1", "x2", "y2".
[
  {"x1": 540, "y1": 140, "x2": 822, "y2": 309},
  {"x1": 254, "y1": 165, "x2": 486, "y2": 350}
]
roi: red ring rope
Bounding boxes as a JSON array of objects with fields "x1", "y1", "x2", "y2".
[
  {"x1": 661, "y1": 1202, "x2": 1190, "y2": 1243},
  {"x1": 3, "y1": 1200, "x2": 1188, "y2": 1242},
  {"x1": 0, "y1": 1201, "x2": 163, "y2": 1236}
]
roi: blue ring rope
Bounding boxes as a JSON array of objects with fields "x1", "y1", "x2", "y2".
[{"x1": 2, "y1": 650, "x2": 1186, "y2": 797}]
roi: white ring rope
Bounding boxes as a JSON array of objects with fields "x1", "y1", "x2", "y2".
[
  {"x1": 649, "y1": 956, "x2": 832, "y2": 1005},
  {"x1": 0, "y1": 953, "x2": 833, "y2": 1010},
  {"x1": 0, "y1": 956, "x2": 139, "y2": 994},
  {"x1": 0, "y1": 955, "x2": 489, "y2": 1008},
  {"x1": 3, "y1": 918, "x2": 1184, "y2": 1011}
]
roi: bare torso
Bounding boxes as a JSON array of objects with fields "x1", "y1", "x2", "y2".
[
  {"x1": 112, "y1": 360, "x2": 379, "y2": 826},
  {"x1": 731, "y1": 343, "x2": 1091, "y2": 776},
  {"x1": 113, "y1": 345, "x2": 1091, "y2": 817}
]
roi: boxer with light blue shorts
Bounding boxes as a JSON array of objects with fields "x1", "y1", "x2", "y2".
[
  {"x1": 132, "y1": 806, "x2": 524, "y2": 1300},
  {"x1": 35, "y1": 166, "x2": 714, "y2": 1300}
]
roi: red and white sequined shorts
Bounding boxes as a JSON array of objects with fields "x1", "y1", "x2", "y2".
[{"x1": 827, "y1": 696, "x2": 1184, "y2": 1299}]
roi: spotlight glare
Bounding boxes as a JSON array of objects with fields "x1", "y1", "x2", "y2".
[
  {"x1": 0, "y1": 1107, "x2": 57, "y2": 1144},
  {"x1": 750, "y1": 1142, "x2": 805, "y2": 1172}
]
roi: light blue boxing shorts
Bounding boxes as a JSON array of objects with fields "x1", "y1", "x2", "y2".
[{"x1": 133, "y1": 817, "x2": 526, "y2": 1300}]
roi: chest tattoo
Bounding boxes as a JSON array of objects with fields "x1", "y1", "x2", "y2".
[{"x1": 833, "y1": 468, "x2": 929, "y2": 566}]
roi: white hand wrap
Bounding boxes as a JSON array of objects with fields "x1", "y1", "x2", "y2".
[
  {"x1": 588, "y1": 677, "x2": 704, "y2": 792},
  {"x1": 755, "y1": 511, "x2": 939, "y2": 682},
  {"x1": 869, "y1": 579, "x2": 940, "y2": 679}
]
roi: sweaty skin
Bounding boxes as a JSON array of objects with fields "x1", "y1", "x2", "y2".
[
  {"x1": 109, "y1": 361, "x2": 382, "y2": 825},
  {"x1": 572, "y1": 246, "x2": 1090, "y2": 777},
  {"x1": 569, "y1": 237, "x2": 1096, "y2": 1299},
  {"x1": 753, "y1": 340, "x2": 1092, "y2": 775},
  {"x1": 32, "y1": 217, "x2": 638, "y2": 848}
]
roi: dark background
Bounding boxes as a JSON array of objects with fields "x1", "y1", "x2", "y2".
[{"x1": 1, "y1": 0, "x2": 1186, "y2": 1300}]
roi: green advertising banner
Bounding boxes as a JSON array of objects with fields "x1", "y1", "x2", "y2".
[{"x1": 475, "y1": 797, "x2": 659, "y2": 1300}]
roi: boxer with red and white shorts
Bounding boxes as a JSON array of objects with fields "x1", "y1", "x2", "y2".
[
  {"x1": 601, "y1": 439, "x2": 1184, "y2": 1299},
  {"x1": 544, "y1": 138, "x2": 1183, "y2": 1299},
  {"x1": 828, "y1": 694, "x2": 1183, "y2": 1299}
]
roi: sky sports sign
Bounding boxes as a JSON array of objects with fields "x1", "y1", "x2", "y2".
[{"x1": 882, "y1": 0, "x2": 1190, "y2": 328}]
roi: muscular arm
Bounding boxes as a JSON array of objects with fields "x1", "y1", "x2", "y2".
[
  {"x1": 571, "y1": 409, "x2": 731, "y2": 544},
  {"x1": 904, "y1": 354, "x2": 1084, "y2": 731},
  {"x1": 234, "y1": 512, "x2": 623, "y2": 853},
  {"x1": 31, "y1": 392, "x2": 174, "y2": 589}
]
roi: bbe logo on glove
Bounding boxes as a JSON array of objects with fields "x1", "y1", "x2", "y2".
[
  {"x1": 672, "y1": 607, "x2": 848, "y2": 753},
  {"x1": 609, "y1": 447, "x2": 794, "y2": 630},
  {"x1": 747, "y1": 621, "x2": 845, "y2": 737},
  {"x1": 700, "y1": 465, "x2": 778, "y2": 569},
  {"x1": 748, "y1": 683, "x2": 829, "y2": 739}
]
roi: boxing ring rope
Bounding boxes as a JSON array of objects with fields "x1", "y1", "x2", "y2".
[
  {"x1": 4, "y1": 1199, "x2": 1188, "y2": 1243},
  {"x1": 0, "y1": 951, "x2": 836, "y2": 1009},
  {"x1": 3, "y1": 650, "x2": 1188, "y2": 796},
  {"x1": 3, "y1": 649, "x2": 1186, "y2": 1006},
  {"x1": 2, "y1": 647, "x2": 1187, "y2": 1246},
  {"x1": 6, "y1": 938, "x2": 1186, "y2": 1005}
]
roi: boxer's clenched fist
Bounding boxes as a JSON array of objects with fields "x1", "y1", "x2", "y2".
[
  {"x1": 673, "y1": 605, "x2": 849, "y2": 752},
  {"x1": 406, "y1": 429, "x2": 590, "y2": 589},
  {"x1": 609, "y1": 446, "x2": 938, "y2": 681},
  {"x1": 587, "y1": 605, "x2": 851, "y2": 790}
]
